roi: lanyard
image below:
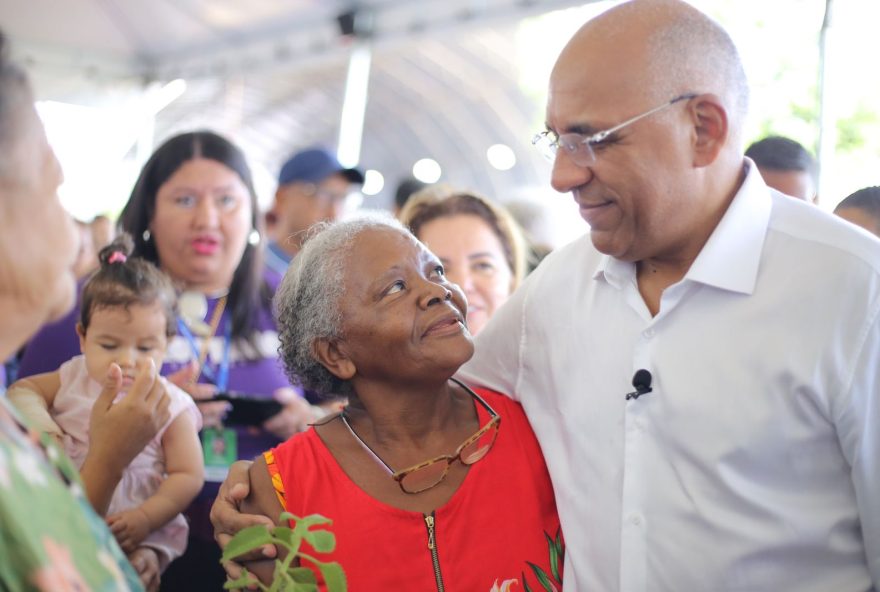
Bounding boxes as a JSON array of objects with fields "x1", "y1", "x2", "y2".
[{"x1": 176, "y1": 305, "x2": 232, "y2": 392}]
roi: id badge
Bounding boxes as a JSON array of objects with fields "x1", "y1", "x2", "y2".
[{"x1": 202, "y1": 427, "x2": 237, "y2": 482}]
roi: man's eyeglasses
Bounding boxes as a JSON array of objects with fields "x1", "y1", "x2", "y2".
[
  {"x1": 339, "y1": 380, "x2": 500, "y2": 494},
  {"x1": 300, "y1": 183, "x2": 354, "y2": 205},
  {"x1": 532, "y1": 93, "x2": 698, "y2": 167}
]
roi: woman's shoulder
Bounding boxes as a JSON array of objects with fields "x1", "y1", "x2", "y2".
[
  {"x1": 262, "y1": 428, "x2": 331, "y2": 504},
  {"x1": 271, "y1": 426, "x2": 323, "y2": 461},
  {"x1": 470, "y1": 386, "x2": 545, "y2": 467}
]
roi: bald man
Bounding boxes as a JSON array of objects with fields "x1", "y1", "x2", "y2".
[
  {"x1": 212, "y1": 1, "x2": 880, "y2": 589},
  {"x1": 460, "y1": 1, "x2": 880, "y2": 590}
]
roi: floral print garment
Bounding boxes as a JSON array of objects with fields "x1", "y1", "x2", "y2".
[{"x1": 0, "y1": 395, "x2": 142, "y2": 592}]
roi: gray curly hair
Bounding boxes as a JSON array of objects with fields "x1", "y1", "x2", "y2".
[{"x1": 274, "y1": 213, "x2": 411, "y2": 398}]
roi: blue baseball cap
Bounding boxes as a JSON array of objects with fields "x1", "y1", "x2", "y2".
[{"x1": 278, "y1": 147, "x2": 365, "y2": 186}]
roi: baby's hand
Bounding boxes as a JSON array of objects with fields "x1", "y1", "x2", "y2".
[
  {"x1": 128, "y1": 547, "x2": 161, "y2": 592},
  {"x1": 107, "y1": 508, "x2": 151, "y2": 553}
]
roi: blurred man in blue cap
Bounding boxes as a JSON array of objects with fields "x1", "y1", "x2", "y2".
[{"x1": 265, "y1": 147, "x2": 364, "y2": 278}]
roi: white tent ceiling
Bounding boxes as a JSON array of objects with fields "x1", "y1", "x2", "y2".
[{"x1": 1, "y1": 0, "x2": 591, "y2": 213}]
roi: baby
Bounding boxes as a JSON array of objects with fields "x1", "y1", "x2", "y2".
[{"x1": 8, "y1": 233, "x2": 204, "y2": 577}]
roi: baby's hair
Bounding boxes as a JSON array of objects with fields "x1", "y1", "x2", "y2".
[{"x1": 79, "y1": 232, "x2": 177, "y2": 336}]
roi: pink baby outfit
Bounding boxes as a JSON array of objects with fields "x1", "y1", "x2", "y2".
[{"x1": 51, "y1": 355, "x2": 202, "y2": 567}]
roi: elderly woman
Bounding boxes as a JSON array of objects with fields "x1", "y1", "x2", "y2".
[
  {"x1": 399, "y1": 188, "x2": 529, "y2": 335},
  {"x1": 235, "y1": 216, "x2": 562, "y2": 590}
]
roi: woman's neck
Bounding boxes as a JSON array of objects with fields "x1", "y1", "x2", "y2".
[
  {"x1": 163, "y1": 265, "x2": 234, "y2": 298},
  {"x1": 177, "y1": 282, "x2": 230, "y2": 299},
  {"x1": 345, "y1": 379, "x2": 467, "y2": 448}
]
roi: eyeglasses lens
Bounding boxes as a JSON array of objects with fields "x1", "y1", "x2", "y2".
[
  {"x1": 460, "y1": 421, "x2": 499, "y2": 465},
  {"x1": 398, "y1": 415, "x2": 499, "y2": 493},
  {"x1": 400, "y1": 460, "x2": 450, "y2": 494}
]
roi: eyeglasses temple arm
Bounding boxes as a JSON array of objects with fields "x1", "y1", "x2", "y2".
[
  {"x1": 340, "y1": 412, "x2": 396, "y2": 475},
  {"x1": 588, "y1": 93, "x2": 698, "y2": 144}
]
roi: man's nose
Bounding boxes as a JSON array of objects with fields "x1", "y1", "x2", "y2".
[{"x1": 550, "y1": 151, "x2": 594, "y2": 194}]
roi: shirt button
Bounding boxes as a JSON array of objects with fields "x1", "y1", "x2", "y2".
[
  {"x1": 628, "y1": 514, "x2": 643, "y2": 526},
  {"x1": 642, "y1": 328, "x2": 655, "y2": 339}
]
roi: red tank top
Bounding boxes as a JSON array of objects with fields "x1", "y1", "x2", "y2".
[{"x1": 266, "y1": 388, "x2": 563, "y2": 591}]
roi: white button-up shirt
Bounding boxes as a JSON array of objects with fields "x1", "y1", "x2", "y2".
[{"x1": 459, "y1": 163, "x2": 880, "y2": 591}]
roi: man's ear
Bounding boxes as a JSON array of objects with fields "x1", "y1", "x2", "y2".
[
  {"x1": 313, "y1": 338, "x2": 356, "y2": 381},
  {"x1": 688, "y1": 93, "x2": 729, "y2": 168},
  {"x1": 76, "y1": 322, "x2": 87, "y2": 354}
]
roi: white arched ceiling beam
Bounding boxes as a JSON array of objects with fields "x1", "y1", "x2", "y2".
[
  {"x1": 147, "y1": 0, "x2": 592, "y2": 83},
  {"x1": 381, "y1": 51, "x2": 490, "y2": 191},
  {"x1": 413, "y1": 38, "x2": 543, "y2": 199}
]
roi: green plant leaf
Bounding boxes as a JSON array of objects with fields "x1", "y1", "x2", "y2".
[
  {"x1": 545, "y1": 532, "x2": 560, "y2": 583},
  {"x1": 227, "y1": 513, "x2": 345, "y2": 590},
  {"x1": 316, "y1": 561, "x2": 347, "y2": 592},
  {"x1": 280, "y1": 511, "x2": 300, "y2": 523},
  {"x1": 297, "y1": 514, "x2": 334, "y2": 529},
  {"x1": 272, "y1": 526, "x2": 297, "y2": 547},
  {"x1": 221, "y1": 525, "x2": 275, "y2": 562},
  {"x1": 527, "y1": 561, "x2": 557, "y2": 592},
  {"x1": 271, "y1": 560, "x2": 297, "y2": 592},
  {"x1": 288, "y1": 514, "x2": 331, "y2": 546},
  {"x1": 222, "y1": 568, "x2": 260, "y2": 590},
  {"x1": 289, "y1": 567, "x2": 318, "y2": 584},
  {"x1": 522, "y1": 571, "x2": 534, "y2": 592},
  {"x1": 303, "y1": 529, "x2": 336, "y2": 553}
]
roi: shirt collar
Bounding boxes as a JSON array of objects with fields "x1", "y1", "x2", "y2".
[
  {"x1": 593, "y1": 159, "x2": 772, "y2": 296},
  {"x1": 594, "y1": 253, "x2": 629, "y2": 289},
  {"x1": 684, "y1": 159, "x2": 771, "y2": 295}
]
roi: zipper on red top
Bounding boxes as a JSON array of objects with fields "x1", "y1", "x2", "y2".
[{"x1": 424, "y1": 512, "x2": 446, "y2": 592}]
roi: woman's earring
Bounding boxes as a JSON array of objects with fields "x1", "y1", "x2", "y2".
[
  {"x1": 142, "y1": 229, "x2": 151, "y2": 242},
  {"x1": 248, "y1": 229, "x2": 261, "y2": 245}
]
